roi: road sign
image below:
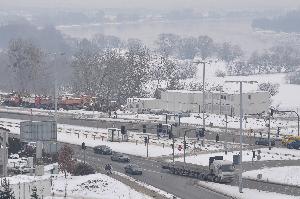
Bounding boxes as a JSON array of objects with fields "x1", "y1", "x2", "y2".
[{"x1": 20, "y1": 121, "x2": 57, "y2": 142}]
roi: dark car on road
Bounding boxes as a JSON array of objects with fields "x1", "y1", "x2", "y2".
[
  {"x1": 93, "y1": 145, "x2": 113, "y2": 155},
  {"x1": 287, "y1": 140, "x2": 300, "y2": 149},
  {"x1": 124, "y1": 164, "x2": 142, "y2": 175},
  {"x1": 111, "y1": 153, "x2": 130, "y2": 162},
  {"x1": 255, "y1": 138, "x2": 275, "y2": 146}
]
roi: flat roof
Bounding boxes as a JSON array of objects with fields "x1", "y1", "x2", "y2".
[{"x1": 165, "y1": 90, "x2": 268, "y2": 95}]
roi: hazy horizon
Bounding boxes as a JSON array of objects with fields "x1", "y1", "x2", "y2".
[{"x1": 1, "y1": 0, "x2": 300, "y2": 10}]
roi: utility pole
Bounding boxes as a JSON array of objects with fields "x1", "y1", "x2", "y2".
[
  {"x1": 183, "y1": 133, "x2": 186, "y2": 163},
  {"x1": 225, "y1": 80, "x2": 258, "y2": 194},
  {"x1": 239, "y1": 81, "x2": 243, "y2": 193},
  {"x1": 268, "y1": 112, "x2": 271, "y2": 150},
  {"x1": 202, "y1": 62, "x2": 206, "y2": 130},
  {"x1": 165, "y1": 114, "x2": 168, "y2": 124},
  {"x1": 50, "y1": 52, "x2": 65, "y2": 123},
  {"x1": 53, "y1": 53, "x2": 58, "y2": 123},
  {"x1": 225, "y1": 114, "x2": 228, "y2": 155},
  {"x1": 0, "y1": 128, "x2": 8, "y2": 177},
  {"x1": 194, "y1": 61, "x2": 211, "y2": 146},
  {"x1": 211, "y1": 92, "x2": 214, "y2": 114},
  {"x1": 219, "y1": 88, "x2": 222, "y2": 115},
  {"x1": 172, "y1": 136, "x2": 175, "y2": 163},
  {"x1": 146, "y1": 135, "x2": 149, "y2": 158}
]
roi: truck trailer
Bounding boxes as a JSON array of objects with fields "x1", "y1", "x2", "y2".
[{"x1": 161, "y1": 156, "x2": 236, "y2": 183}]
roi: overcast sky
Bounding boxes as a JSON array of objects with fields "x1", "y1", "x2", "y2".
[{"x1": 1, "y1": 0, "x2": 300, "y2": 10}]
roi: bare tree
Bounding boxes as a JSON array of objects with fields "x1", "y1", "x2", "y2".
[
  {"x1": 58, "y1": 144, "x2": 75, "y2": 178},
  {"x1": 217, "y1": 42, "x2": 243, "y2": 75},
  {"x1": 7, "y1": 39, "x2": 46, "y2": 95},
  {"x1": 177, "y1": 37, "x2": 198, "y2": 59},
  {"x1": 258, "y1": 82, "x2": 280, "y2": 96},
  {"x1": 197, "y1": 35, "x2": 215, "y2": 60},
  {"x1": 155, "y1": 33, "x2": 180, "y2": 57}
]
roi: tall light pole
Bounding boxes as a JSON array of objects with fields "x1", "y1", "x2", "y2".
[
  {"x1": 50, "y1": 52, "x2": 65, "y2": 122},
  {"x1": 225, "y1": 80, "x2": 257, "y2": 193},
  {"x1": 194, "y1": 60, "x2": 211, "y2": 144}
]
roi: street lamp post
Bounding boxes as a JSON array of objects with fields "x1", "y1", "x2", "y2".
[
  {"x1": 194, "y1": 60, "x2": 211, "y2": 145},
  {"x1": 194, "y1": 61, "x2": 207, "y2": 128},
  {"x1": 225, "y1": 80, "x2": 258, "y2": 193},
  {"x1": 49, "y1": 52, "x2": 65, "y2": 122}
]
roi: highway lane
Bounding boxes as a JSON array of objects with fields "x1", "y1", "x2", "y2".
[{"x1": 72, "y1": 146, "x2": 230, "y2": 199}]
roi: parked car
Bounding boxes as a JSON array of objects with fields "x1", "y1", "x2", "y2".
[
  {"x1": 255, "y1": 138, "x2": 275, "y2": 146},
  {"x1": 9, "y1": 154, "x2": 19, "y2": 159},
  {"x1": 124, "y1": 164, "x2": 142, "y2": 175},
  {"x1": 93, "y1": 145, "x2": 113, "y2": 155},
  {"x1": 287, "y1": 140, "x2": 300, "y2": 149},
  {"x1": 11, "y1": 166, "x2": 32, "y2": 174},
  {"x1": 111, "y1": 153, "x2": 130, "y2": 162}
]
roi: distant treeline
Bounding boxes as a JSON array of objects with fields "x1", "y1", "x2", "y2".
[{"x1": 252, "y1": 9, "x2": 300, "y2": 33}]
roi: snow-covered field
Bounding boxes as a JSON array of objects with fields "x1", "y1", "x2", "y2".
[
  {"x1": 197, "y1": 181, "x2": 299, "y2": 199},
  {"x1": 175, "y1": 147, "x2": 300, "y2": 166},
  {"x1": 244, "y1": 166, "x2": 300, "y2": 187}
]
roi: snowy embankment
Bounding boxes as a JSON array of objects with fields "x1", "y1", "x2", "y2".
[
  {"x1": 197, "y1": 181, "x2": 299, "y2": 199},
  {"x1": 175, "y1": 147, "x2": 300, "y2": 166},
  {"x1": 49, "y1": 173, "x2": 152, "y2": 199},
  {"x1": 2, "y1": 163, "x2": 152, "y2": 199},
  {"x1": 244, "y1": 166, "x2": 300, "y2": 187}
]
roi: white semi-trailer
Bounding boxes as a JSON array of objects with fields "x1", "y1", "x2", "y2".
[{"x1": 162, "y1": 156, "x2": 236, "y2": 183}]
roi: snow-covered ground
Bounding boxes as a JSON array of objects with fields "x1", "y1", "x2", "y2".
[
  {"x1": 50, "y1": 173, "x2": 152, "y2": 199},
  {"x1": 244, "y1": 166, "x2": 300, "y2": 187},
  {"x1": 2, "y1": 163, "x2": 153, "y2": 199},
  {"x1": 197, "y1": 181, "x2": 299, "y2": 199},
  {"x1": 175, "y1": 147, "x2": 300, "y2": 166}
]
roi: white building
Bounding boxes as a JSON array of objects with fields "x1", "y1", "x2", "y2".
[{"x1": 126, "y1": 89, "x2": 270, "y2": 116}]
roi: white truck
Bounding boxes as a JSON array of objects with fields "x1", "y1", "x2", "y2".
[{"x1": 162, "y1": 156, "x2": 236, "y2": 183}]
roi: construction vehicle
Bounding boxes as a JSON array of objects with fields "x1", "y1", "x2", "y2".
[
  {"x1": 2, "y1": 94, "x2": 22, "y2": 107},
  {"x1": 282, "y1": 135, "x2": 300, "y2": 146},
  {"x1": 161, "y1": 156, "x2": 236, "y2": 183}
]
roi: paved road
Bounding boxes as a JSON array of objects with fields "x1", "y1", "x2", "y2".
[
  {"x1": 73, "y1": 145, "x2": 300, "y2": 197},
  {"x1": 72, "y1": 146, "x2": 229, "y2": 199}
]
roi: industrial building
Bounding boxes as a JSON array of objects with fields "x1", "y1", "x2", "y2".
[{"x1": 126, "y1": 89, "x2": 270, "y2": 115}]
